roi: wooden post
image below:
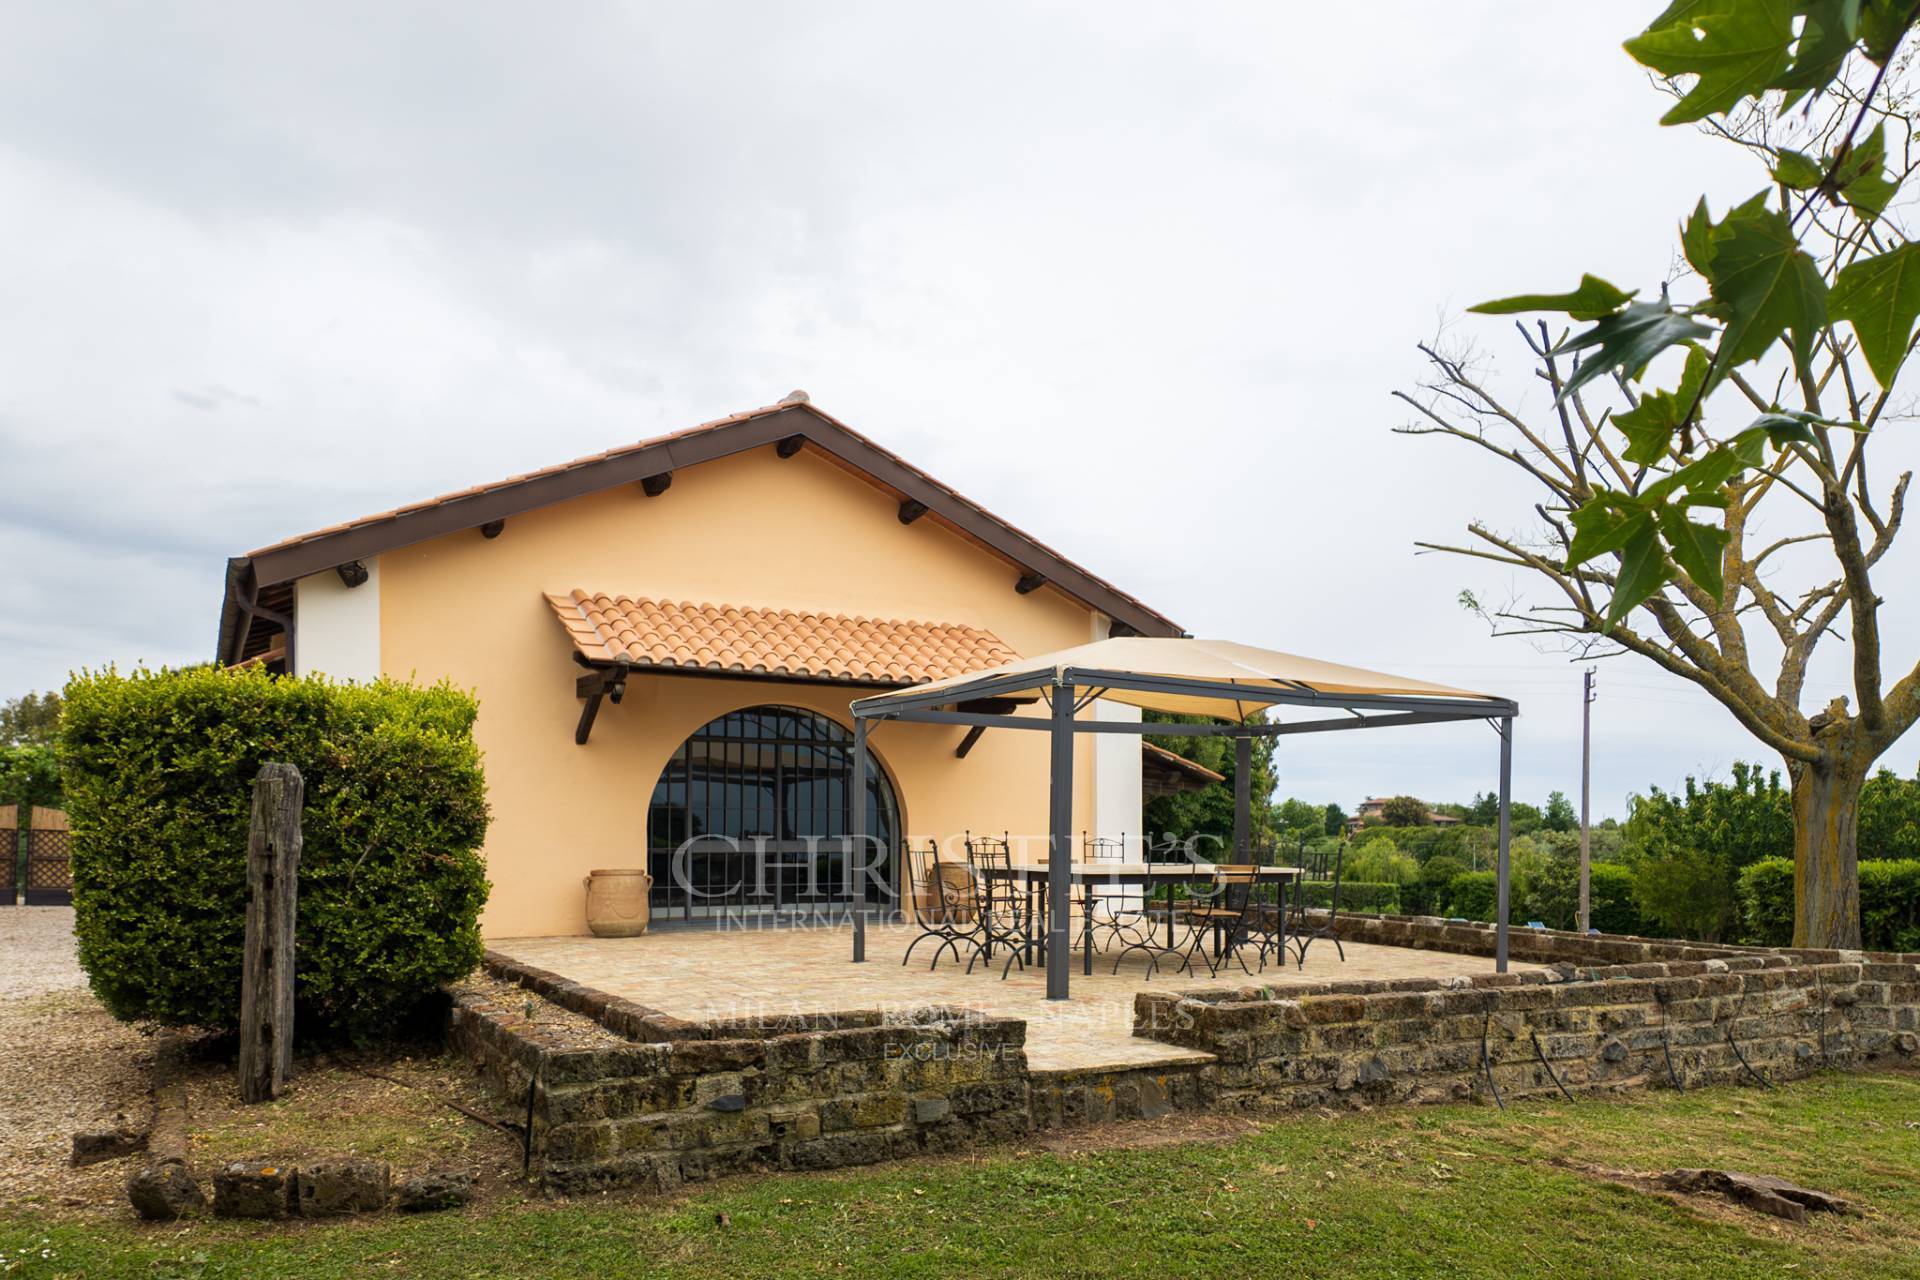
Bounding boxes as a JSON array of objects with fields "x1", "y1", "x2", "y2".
[{"x1": 240, "y1": 762, "x2": 302, "y2": 1104}]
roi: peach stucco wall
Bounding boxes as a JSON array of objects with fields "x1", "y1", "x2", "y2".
[{"x1": 375, "y1": 445, "x2": 1108, "y2": 937}]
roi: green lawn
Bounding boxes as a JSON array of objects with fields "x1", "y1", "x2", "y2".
[{"x1": 5, "y1": 1070, "x2": 1917, "y2": 1280}]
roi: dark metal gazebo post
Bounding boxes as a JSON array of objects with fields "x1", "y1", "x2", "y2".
[
  {"x1": 851, "y1": 716, "x2": 869, "y2": 963},
  {"x1": 1233, "y1": 733, "x2": 1252, "y2": 860},
  {"x1": 1046, "y1": 676, "x2": 1074, "y2": 1000},
  {"x1": 1495, "y1": 716, "x2": 1513, "y2": 974}
]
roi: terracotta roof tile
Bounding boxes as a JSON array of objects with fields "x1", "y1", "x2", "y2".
[{"x1": 546, "y1": 591, "x2": 1021, "y2": 686}]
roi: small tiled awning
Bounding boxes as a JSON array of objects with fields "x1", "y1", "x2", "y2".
[
  {"x1": 1142, "y1": 741, "x2": 1224, "y2": 799},
  {"x1": 545, "y1": 591, "x2": 1020, "y2": 686}
]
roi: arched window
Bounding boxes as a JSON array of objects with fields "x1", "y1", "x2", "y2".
[{"x1": 647, "y1": 706, "x2": 900, "y2": 921}]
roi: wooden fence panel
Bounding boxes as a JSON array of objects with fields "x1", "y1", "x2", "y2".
[
  {"x1": 24, "y1": 807, "x2": 72, "y2": 905},
  {"x1": 0, "y1": 806, "x2": 15, "y2": 906}
]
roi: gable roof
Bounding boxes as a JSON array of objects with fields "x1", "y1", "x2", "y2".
[{"x1": 216, "y1": 396, "x2": 1182, "y2": 665}]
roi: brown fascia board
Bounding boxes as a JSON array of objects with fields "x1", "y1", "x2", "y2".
[
  {"x1": 217, "y1": 403, "x2": 1181, "y2": 661},
  {"x1": 216, "y1": 557, "x2": 255, "y2": 665}
]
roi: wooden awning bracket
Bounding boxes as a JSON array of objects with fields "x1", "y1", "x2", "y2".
[{"x1": 573, "y1": 661, "x2": 630, "y2": 745}]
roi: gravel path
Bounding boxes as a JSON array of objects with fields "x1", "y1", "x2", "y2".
[
  {"x1": 0, "y1": 908, "x2": 153, "y2": 1213},
  {"x1": 0, "y1": 907, "x2": 87, "y2": 998}
]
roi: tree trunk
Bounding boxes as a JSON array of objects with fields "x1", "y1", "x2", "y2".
[{"x1": 1789, "y1": 755, "x2": 1866, "y2": 950}]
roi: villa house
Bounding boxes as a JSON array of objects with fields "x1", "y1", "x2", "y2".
[
  {"x1": 1347, "y1": 796, "x2": 1462, "y2": 833},
  {"x1": 215, "y1": 394, "x2": 1204, "y2": 937}
]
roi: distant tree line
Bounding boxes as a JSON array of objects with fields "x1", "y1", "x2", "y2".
[
  {"x1": 1257, "y1": 759, "x2": 1920, "y2": 945},
  {"x1": 0, "y1": 690, "x2": 63, "y2": 817}
]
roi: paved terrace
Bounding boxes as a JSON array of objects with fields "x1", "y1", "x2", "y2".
[{"x1": 489, "y1": 925, "x2": 1534, "y2": 1073}]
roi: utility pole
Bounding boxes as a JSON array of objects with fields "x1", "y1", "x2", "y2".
[{"x1": 1579, "y1": 668, "x2": 1596, "y2": 933}]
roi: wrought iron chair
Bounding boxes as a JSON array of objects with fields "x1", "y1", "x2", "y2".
[
  {"x1": 1282, "y1": 837, "x2": 1350, "y2": 968},
  {"x1": 963, "y1": 832, "x2": 1036, "y2": 979},
  {"x1": 1083, "y1": 833, "x2": 1148, "y2": 953},
  {"x1": 900, "y1": 841, "x2": 982, "y2": 970},
  {"x1": 1242, "y1": 836, "x2": 1293, "y2": 970},
  {"x1": 1111, "y1": 836, "x2": 1204, "y2": 979},
  {"x1": 1170, "y1": 863, "x2": 1262, "y2": 978}
]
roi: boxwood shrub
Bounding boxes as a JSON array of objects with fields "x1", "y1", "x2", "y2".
[
  {"x1": 61, "y1": 666, "x2": 490, "y2": 1038},
  {"x1": 1736, "y1": 855, "x2": 1920, "y2": 952}
]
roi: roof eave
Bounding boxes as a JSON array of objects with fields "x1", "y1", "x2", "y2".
[{"x1": 228, "y1": 403, "x2": 1181, "y2": 643}]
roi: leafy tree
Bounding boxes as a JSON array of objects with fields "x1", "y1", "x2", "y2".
[
  {"x1": 1408, "y1": 852, "x2": 1468, "y2": 915},
  {"x1": 1346, "y1": 836, "x2": 1420, "y2": 886},
  {"x1": 1379, "y1": 795, "x2": 1429, "y2": 827},
  {"x1": 1404, "y1": 3, "x2": 1920, "y2": 946},
  {"x1": 0, "y1": 691, "x2": 61, "y2": 747},
  {"x1": 1528, "y1": 854, "x2": 1645, "y2": 934},
  {"x1": 0, "y1": 744, "x2": 62, "y2": 814},
  {"x1": 1274, "y1": 797, "x2": 1328, "y2": 841},
  {"x1": 1860, "y1": 762, "x2": 1920, "y2": 857},
  {"x1": 1142, "y1": 712, "x2": 1279, "y2": 851},
  {"x1": 1322, "y1": 802, "x2": 1348, "y2": 836},
  {"x1": 1623, "y1": 762, "x2": 1793, "y2": 941},
  {"x1": 1544, "y1": 790, "x2": 1578, "y2": 833},
  {"x1": 1468, "y1": 791, "x2": 1501, "y2": 825}
]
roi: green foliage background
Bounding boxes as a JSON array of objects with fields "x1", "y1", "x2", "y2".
[
  {"x1": 1141, "y1": 711, "x2": 1278, "y2": 850},
  {"x1": 60, "y1": 666, "x2": 491, "y2": 1038},
  {"x1": 1737, "y1": 856, "x2": 1920, "y2": 951}
]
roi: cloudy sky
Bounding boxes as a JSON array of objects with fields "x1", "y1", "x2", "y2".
[{"x1": 3, "y1": 3, "x2": 1915, "y2": 816}]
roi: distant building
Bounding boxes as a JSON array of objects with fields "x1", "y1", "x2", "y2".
[{"x1": 1347, "y1": 796, "x2": 1462, "y2": 833}]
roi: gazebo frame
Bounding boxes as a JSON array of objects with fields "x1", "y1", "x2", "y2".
[{"x1": 848, "y1": 664, "x2": 1520, "y2": 999}]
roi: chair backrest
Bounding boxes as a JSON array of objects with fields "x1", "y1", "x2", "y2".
[
  {"x1": 1214, "y1": 864, "x2": 1258, "y2": 914},
  {"x1": 964, "y1": 832, "x2": 1014, "y2": 916},
  {"x1": 1084, "y1": 833, "x2": 1124, "y2": 862},
  {"x1": 905, "y1": 841, "x2": 939, "y2": 921},
  {"x1": 1323, "y1": 839, "x2": 1348, "y2": 920}
]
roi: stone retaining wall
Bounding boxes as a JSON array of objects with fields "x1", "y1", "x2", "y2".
[
  {"x1": 451, "y1": 954, "x2": 1034, "y2": 1191},
  {"x1": 1310, "y1": 911, "x2": 1834, "y2": 967},
  {"x1": 454, "y1": 927, "x2": 1920, "y2": 1190},
  {"x1": 1136, "y1": 917, "x2": 1920, "y2": 1110}
]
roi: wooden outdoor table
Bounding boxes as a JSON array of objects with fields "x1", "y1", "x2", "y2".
[{"x1": 986, "y1": 861, "x2": 1302, "y2": 975}]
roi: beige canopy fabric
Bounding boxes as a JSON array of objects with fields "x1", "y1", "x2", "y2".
[{"x1": 851, "y1": 636, "x2": 1497, "y2": 720}]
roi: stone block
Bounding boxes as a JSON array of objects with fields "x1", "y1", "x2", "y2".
[
  {"x1": 912, "y1": 1097, "x2": 952, "y2": 1125},
  {"x1": 768, "y1": 1106, "x2": 822, "y2": 1140},
  {"x1": 295, "y1": 1159, "x2": 391, "y2": 1217},
  {"x1": 213, "y1": 1161, "x2": 294, "y2": 1219},
  {"x1": 395, "y1": 1168, "x2": 477, "y2": 1212},
  {"x1": 668, "y1": 1039, "x2": 767, "y2": 1075},
  {"x1": 72, "y1": 1125, "x2": 148, "y2": 1168},
  {"x1": 820, "y1": 1092, "x2": 908, "y2": 1132},
  {"x1": 545, "y1": 1121, "x2": 618, "y2": 1162},
  {"x1": 1298, "y1": 996, "x2": 1367, "y2": 1025},
  {"x1": 128, "y1": 1161, "x2": 204, "y2": 1220},
  {"x1": 785, "y1": 1129, "x2": 897, "y2": 1171},
  {"x1": 948, "y1": 1080, "x2": 1026, "y2": 1116}
]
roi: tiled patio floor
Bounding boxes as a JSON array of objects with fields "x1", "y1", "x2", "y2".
[{"x1": 491, "y1": 924, "x2": 1534, "y2": 1073}]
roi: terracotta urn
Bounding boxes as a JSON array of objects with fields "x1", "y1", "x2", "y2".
[{"x1": 583, "y1": 868, "x2": 653, "y2": 937}]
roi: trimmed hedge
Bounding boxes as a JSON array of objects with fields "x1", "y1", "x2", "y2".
[
  {"x1": 1298, "y1": 880, "x2": 1400, "y2": 913},
  {"x1": 1446, "y1": 870, "x2": 1500, "y2": 922},
  {"x1": 1585, "y1": 862, "x2": 1646, "y2": 935},
  {"x1": 62, "y1": 666, "x2": 490, "y2": 1038},
  {"x1": 1736, "y1": 856, "x2": 1920, "y2": 951}
]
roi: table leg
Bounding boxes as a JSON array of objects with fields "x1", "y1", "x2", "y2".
[
  {"x1": 1164, "y1": 881, "x2": 1175, "y2": 949},
  {"x1": 1082, "y1": 883, "x2": 1093, "y2": 975},
  {"x1": 1028, "y1": 879, "x2": 1039, "y2": 965}
]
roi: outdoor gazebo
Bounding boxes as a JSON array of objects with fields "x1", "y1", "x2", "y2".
[{"x1": 847, "y1": 637, "x2": 1520, "y2": 999}]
